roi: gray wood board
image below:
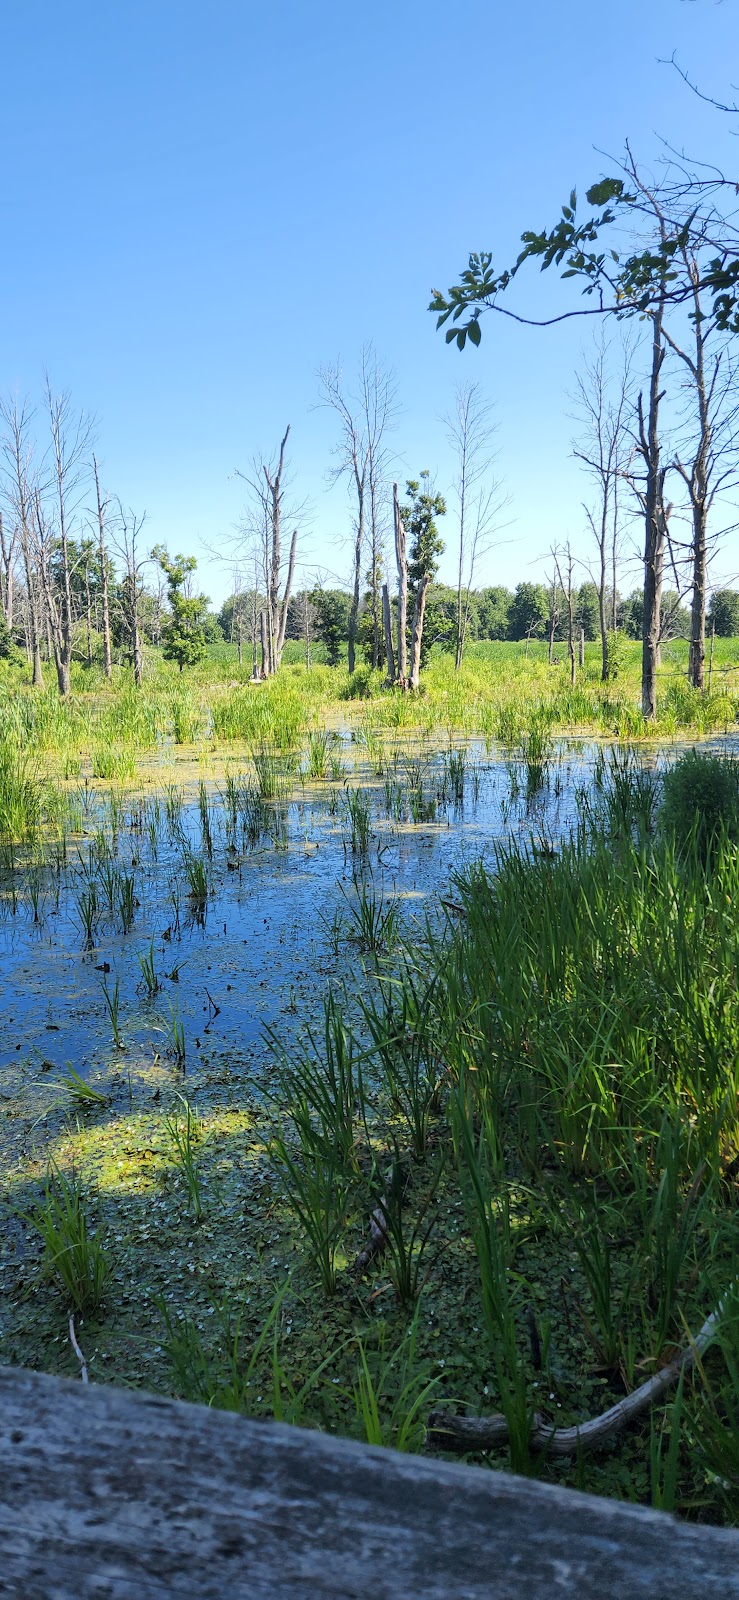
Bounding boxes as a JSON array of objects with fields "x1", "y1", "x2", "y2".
[{"x1": 0, "y1": 1366, "x2": 737, "y2": 1598}]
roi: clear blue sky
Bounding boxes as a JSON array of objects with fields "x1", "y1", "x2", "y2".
[{"x1": 1, "y1": 0, "x2": 736, "y2": 604}]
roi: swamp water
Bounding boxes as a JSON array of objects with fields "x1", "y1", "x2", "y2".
[
  {"x1": 0, "y1": 733, "x2": 594, "y2": 1125},
  {"x1": 0, "y1": 728, "x2": 721, "y2": 1399}
]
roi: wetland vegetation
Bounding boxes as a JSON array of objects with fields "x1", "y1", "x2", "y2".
[{"x1": 0, "y1": 640, "x2": 738, "y2": 1524}]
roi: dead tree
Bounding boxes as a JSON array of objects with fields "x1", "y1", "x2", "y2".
[
  {"x1": 554, "y1": 544, "x2": 577, "y2": 686},
  {"x1": 444, "y1": 382, "x2": 506, "y2": 669},
  {"x1": 546, "y1": 565, "x2": 560, "y2": 666},
  {"x1": 0, "y1": 397, "x2": 44, "y2": 685},
  {"x1": 112, "y1": 502, "x2": 147, "y2": 687},
  {"x1": 0, "y1": 511, "x2": 18, "y2": 628},
  {"x1": 382, "y1": 582, "x2": 395, "y2": 683},
  {"x1": 662, "y1": 260, "x2": 739, "y2": 691},
  {"x1": 236, "y1": 427, "x2": 302, "y2": 676},
  {"x1": 573, "y1": 332, "x2": 633, "y2": 679},
  {"x1": 625, "y1": 286, "x2": 669, "y2": 719},
  {"x1": 45, "y1": 380, "x2": 94, "y2": 695},
  {"x1": 393, "y1": 482, "x2": 408, "y2": 686},
  {"x1": 408, "y1": 576, "x2": 430, "y2": 689},
  {"x1": 92, "y1": 455, "x2": 113, "y2": 679}
]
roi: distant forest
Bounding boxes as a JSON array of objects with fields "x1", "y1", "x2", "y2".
[{"x1": 214, "y1": 581, "x2": 739, "y2": 667}]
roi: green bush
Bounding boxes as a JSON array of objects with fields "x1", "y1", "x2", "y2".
[{"x1": 660, "y1": 750, "x2": 739, "y2": 849}]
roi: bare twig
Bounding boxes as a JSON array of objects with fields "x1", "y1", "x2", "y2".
[{"x1": 68, "y1": 1314, "x2": 89, "y2": 1385}]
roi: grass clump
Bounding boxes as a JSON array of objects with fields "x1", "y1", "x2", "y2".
[
  {"x1": 660, "y1": 749, "x2": 739, "y2": 850},
  {"x1": 29, "y1": 1169, "x2": 109, "y2": 1316}
]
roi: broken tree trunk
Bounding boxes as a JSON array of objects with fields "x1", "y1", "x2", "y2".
[
  {"x1": 408, "y1": 575, "x2": 429, "y2": 690},
  {"x1": 382, "y1": 581, "x2": 395, "y2": 684}
]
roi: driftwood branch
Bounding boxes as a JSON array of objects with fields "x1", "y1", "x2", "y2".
[{"x1": 428, "y1": 1299, "x2": 724, "y2": 1457}]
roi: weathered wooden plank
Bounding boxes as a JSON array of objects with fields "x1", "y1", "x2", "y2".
[{"x1": 0, "y1": 1365, "x2": 737, "y2": 1599}]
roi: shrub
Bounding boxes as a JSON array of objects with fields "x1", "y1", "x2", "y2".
[{"x1": 660, "y1": 750, "x2": 739, "y2": 849}]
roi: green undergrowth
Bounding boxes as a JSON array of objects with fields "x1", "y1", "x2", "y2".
[{"x1": 0, "y1": 639, "x2": 736, "y2": 790}]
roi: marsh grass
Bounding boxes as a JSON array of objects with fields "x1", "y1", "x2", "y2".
[
  {"x1": 171, "y1": 693, "x2": 202, "y2": 744},
  {"x1": 165, "y1": 1003, "x2": 187, "y2": 1064},
  {"x1": 339, "y1": 873, "x2": 401, "y2": 955},
  {"x1": 56, "y1": 1065, "x2": 109, "y2": 1108},
  {"x1": 101, "y1": 974, "x2": 123, "y2": 1049},
  {"x1": 0, "y1": 743, "x2": 44, "y2": 841},
  {"x1": 161, "y1": 1283, "x2": 289, "y2": 1410},
  {"x1": 164, "y1": 1095, "x2": 204, "y2": 1221},
  {"x1": 137, "y1": 937, "x2": 161, "y2": 997},
  {"x1": 343, "y1": 786, "x2": 372, "y2": 854},
  {"x1": 351, "y1": 1308, "x2": 442, "y2": 1451},
  {"x1": 29, "y1": 1168, "x2": 109, "y2": 1316},
  {"x1": 92, "y1": 746, "x2": 136, "y2": 782},
  {"x1": 252, "y1": 743, "x2": 295, "y2": 800},
  {"x1": 372, "y1": 1146, "x2": 445, "y2": 1307},
  {"x1": 358, "y1": 966, "x2": 445, "y2": 1158}
]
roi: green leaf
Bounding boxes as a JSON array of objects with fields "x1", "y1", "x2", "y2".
[
  {"x1": 585, "y1": 177, "x2": 624, "y2": 207},
  {"x1": 467, "y1": 319, "x2": 482, "y2": 346}
]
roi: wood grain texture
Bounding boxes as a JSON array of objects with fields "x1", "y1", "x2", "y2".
[{"x1": 0, "y1": 1365, "x2": 737, "y2": 1599}]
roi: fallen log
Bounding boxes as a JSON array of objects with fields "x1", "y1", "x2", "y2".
[
  {"x1": 428, "y1": 1297, "x2": 723, "y2": 1456},
  {"x1": 1, "y1": 1364, "x2": 738, "y2": 1597}
]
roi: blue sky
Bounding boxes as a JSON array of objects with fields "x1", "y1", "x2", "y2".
[{"x1": 1, "y1": 0, "x2": 737, "y2": 605}]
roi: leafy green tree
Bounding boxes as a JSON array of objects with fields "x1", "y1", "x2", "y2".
[
  {"x1": 202, "y1": 612, "x2": 225, "y2": 643},
  {"x1": 402, "y1": 473, "x2": 446, "y2": 672},
  {"x1": 477, "y1": 586, "x2": 513, "y2": 640},
  {"x1": 709, "y1": 590, "x2": 739, "y2": 637},
  {"x1": 152, "y1": 545, "x2": 207, "y2": 672},
  {"x1": 623, "y1": 590, "x2": 643, "y2": 640},
  {"x1": 312, "y1": 588, "x2": 350, "y2": 666},
  {"x1": 575, "y1": 582, "x2": 600, "y2": 641},
  {"x1": 403, "y1": 474, "x2": 446, "y2": 590},
  {"x1": 508, "y1": 582, "x2": 547, "y2": 642}
]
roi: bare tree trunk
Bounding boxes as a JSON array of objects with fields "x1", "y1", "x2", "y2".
[
  {"x1": 84, "y1": 558, "x2": 93, "y2": 668},
  {"x1": 408, "y1": 576, "x2": 429, "y2": 690},
  {"x1": 275, "y1": 528, "x2": 298, "y2": 669},
  {"x1": 665, "y1": 263, "x2": 717, "y2": 695},
  {"x1": 1, "y1": 399, "x2": 42, "y2": 683},
  {"x1": 251, "y1": 584, "x2": 259, "y2": 678},
  {"x1": 547, "y1": 573, "x2": 558, "y2": 665},
  {"x1": 639, "y1": 297, "x2": 667, "y2": 720},
  {"x1": 611, "y1": 473, "x2": 619, "y2": 634},
  {"x1": 318, "y1": 351, "x2": 395, "y2": 676},
  {"x1": 259, "y1": 609, "x2": 268, "y2": 679},
  {"x1": 26, "y1": 556, "x2": 43, "y2": 686},
  {"x1": 262, "y1": 425, "x2": 290, "y2": 675},
  {"x1": 348, "y1": 489, "x2": 364, "y2": 675},
  {"x1": 382, "y1": 582, "x2": 395, "y2": 684},
  {"x1": 554, "y1": 547, "x2": 576, "y2": 687},
  {"x1": 393, "y1": 483, "x2": 408, "y2": 687},
  {"x1": 0, "y1": 511, "x2": 17, "y2": 627},
  {"x1": 93, "y1": 455, "x2": 112, "y2": 680}
]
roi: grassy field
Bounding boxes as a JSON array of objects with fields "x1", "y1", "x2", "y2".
[{"x1": 0, "y1": 643, "x2": 738, "y2": 1525}]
